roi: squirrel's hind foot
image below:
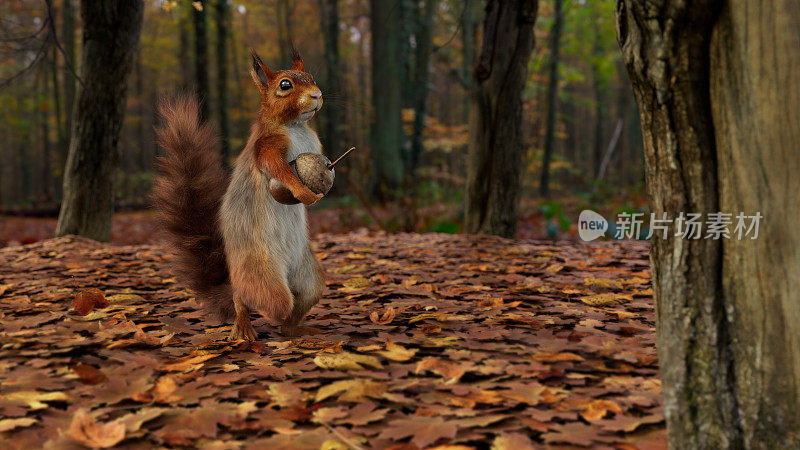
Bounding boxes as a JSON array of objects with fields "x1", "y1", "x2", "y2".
[{"x1": 229, "y1": 319, "x2": 258, "y2": 341}]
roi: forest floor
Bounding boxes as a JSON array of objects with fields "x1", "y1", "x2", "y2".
[{"x1": 0, "y1": 232, "x2": 664, "y2": 449}]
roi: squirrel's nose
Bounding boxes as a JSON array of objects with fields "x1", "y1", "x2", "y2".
[{"x1": 309, "y1": 90, "x2": 322, "y2": 100}]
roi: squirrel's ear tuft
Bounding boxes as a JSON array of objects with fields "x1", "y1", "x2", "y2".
[
  {"x1": 290, "y1": 46, "x2": 305, "y2": 72},
  {"x1": 250, "y1": 49, "x2": 274, "y2": 89}
]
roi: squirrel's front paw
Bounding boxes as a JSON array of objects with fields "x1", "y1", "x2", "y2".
[{"x1": 297, "y1": 190, "x2": 323, "y2": 206}]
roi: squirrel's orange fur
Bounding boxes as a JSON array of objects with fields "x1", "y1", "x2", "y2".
[{"x1": 153, "y1": 49, "x2": 326, "y2": 340}]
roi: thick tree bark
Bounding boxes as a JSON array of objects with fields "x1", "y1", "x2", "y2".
[
  {"x1": 215, "y1": 0, "x2": 231, "y2": 164},
  {"x1": 464, "y1": 0, "x2": 537, "y2": 238},
  {"x1": 193, "y1": 0, "x2": 210, "y2": 120},
  {"x1": 56, "y1": 0, "x2": 143, "y2": 241},
  {"x1": 370, "y1": 0, "x2": 405, "y2": 197},
  {"x1": 539, "y1": 0, "x2": 561, "y2": 198},
  {"x1": 617, "y1": 0, "x2": 800, "y2": 447}
]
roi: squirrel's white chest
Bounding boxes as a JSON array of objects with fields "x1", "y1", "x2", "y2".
[{"x1": 285, "y1": 124, "x2": 321, "y2": 161}]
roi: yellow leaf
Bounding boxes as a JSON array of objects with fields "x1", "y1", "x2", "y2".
[
  {"x1": 340, "y1": 277, "x2": 372, "y2": 291},
  {"x1": 376, "y1": 341, "x2": 417, "y2": 362},
  {"x1": 191, "y1": 1, "x2": 203, "y2": 11},
  {"x1": 315, "y1": 379, "x2": 387, "y2": 403},
  {"x1": 584, "y1": 277, "x2": 623, "y2": 289},
  {"x1": 314, "y1": 352, "x2": 382, "y2": 371},
  {"x1": 579, "y1": 293, "x2": 631, "y2": 306},
  {"x1": 1, "y1": 390, "x2": 71, "y2": 410},
  {"x1": 0, "y1": 417, "x2": 37, "y2": 432}
]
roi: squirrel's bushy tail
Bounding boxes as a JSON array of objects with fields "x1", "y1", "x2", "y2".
[{"x1": 151, "y1": 95, "x2": 234, "y2": 323}]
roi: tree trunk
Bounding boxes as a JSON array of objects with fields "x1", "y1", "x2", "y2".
[
  {"x1": 215, "y1": 0, "x2": 231, "y2": 165},
  {"x1": 464, "y1": 0, "x2": 537, "y2": 238},
  {"x1": 193, "y1": 0, "x2": 210, "y2": 120},
  {"x1": 318, "y1": 0, "x2": 346, "y2": 194},
  {"x1": 617, "y1": 0, "x2": 800, "y2": 447},
  {"x1": 62, "y1": 0, "x2": 76, "y2": 156},
  {"x1": 56, "y1": 0, "x2": 143, "y2": 241},
  {"x1": 370, "y1": 0, "x2": 405, "y2": 198},
  {"x1": 460, "y1": 0, "x2": 480, "y2": 123},
  {"x1": 276, "y1": 0, "x2": 293, "y2": 65},
  {"x1": 409, "y1": 0, "x2": 435, "y2": 176},
  {"x1": 179, "y1": 6, "x2": 191, "y2": 90},
  {"x1": 539, "y1": 0, "x2": 562, "y2": 198},
  {"x1": 591, "y1": 22, "x2": 605, "y2": 178}
]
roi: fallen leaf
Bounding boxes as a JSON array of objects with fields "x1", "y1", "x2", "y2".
[
  {"x1": 415, "y1": 358, "x2": 466, "y2": 383},
  {"x1": 70, "y1": 408, "x2": 126, "y2": 448},
  {"x1": 0, "y1": 417, "x2": 37, "y2": 432},
  {"x1": 376, "y1": 341, "x2": 417, "y2": 362},
  {"x1": 369, "y1": 306, "x2": 396, "y2": 325},
  {"x1": 314, "y1": 352, "x2": 382, "y2": 371},
  {"x1": 71, "y1": 363, "x2": 108, "y2": 385},
  {"x1": 315, "y1": 379, "x2": 387, "y2": 403}
]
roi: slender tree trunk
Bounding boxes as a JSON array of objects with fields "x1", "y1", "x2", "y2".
[
  {"x1": 460, "y1": 0, "x2": 479, "y2": 123},
  {"x1": 591, "y1": 23, "x2": 605, "y2": 177},
  {"x1": 56, "y1": 0, "x2": 143, "y2": 241},
  {"x1": 539, "y1": 0, "x2": 562, "y2": 197},
  {"x1": 39, "y1": 62, "x2": 53, "y2": 202},
  {"x1": 370, "y1": 0, "x2": 405, "y2": 198},
  {"x1": 62, "y1": 0, "x2": 76, "y2": 156},
  {"x1": 409, "y1": 0, "x2": 435, "y2": 175},
  {"x1": 193, "y1": 0, "x2": 210, "y2": 120},
  {"x1": 179, "y1": 7, "x2": 191, "y2": 90},
  {"x1": 464, "y1": 0, "x2": 537, "y2": 238},
  {"x1": 215, "y1": 0, "x2": 231, "y2": 164},
  {"x1": 318, "y1": 0, "x2": 346, "y2": 193},
  {"x1": 50, "y1": 43, "x2": 63, "y2": 199},
  {"x1": 617, "y1": 0, "x2": 800, "y2": 447},
  {"x1": 276, "y1": 0, "x2": 293, "y2": 65}
]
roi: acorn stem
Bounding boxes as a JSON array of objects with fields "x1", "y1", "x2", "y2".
[{"x1": 327, "y1": 147, "x2": 356, "y2": 170}]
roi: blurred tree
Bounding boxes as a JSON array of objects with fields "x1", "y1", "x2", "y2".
[
  {"x1": 408, "y1": 0, "x2": 435, "y2": 177},
  {"x1": 618, "y1": 0, "x2": 800, "y2": 447},
  {"x1": 193, "y1": 0, "x2": 210, "y2": 120},
  {"x1": 61, "y1": 0, "x2": 76, "y2": 167},
  {"x1": 370, "y1": 0, "x2": 405, "y2": 198},
  {"x1": 539, "y1": 0, "x2": 562, "y2": 197},
  {"x1": 215, "y1": 0, "x2": 231, "y2": 164},
  {"x1": 465, "y1": 0, "x2": 537, "y2": 238},
  {"x1": 276, "y1": 0, "x2": 294, "y2": 65},
  {"x1": 56, "y1": 0, "x2": 143, "y2": 241},
  {"x1": 317, "y1": 0, "x2": 344, "y2": 162}
]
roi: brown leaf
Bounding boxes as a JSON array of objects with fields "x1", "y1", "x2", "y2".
[
  {"x1": 369, "y1": 306, "x2": 396, "y2": 324},
  {"x1": 579, "y1": 399, "x2": 623, "y2": 422},
  {"x1": 415, "y1": 357, "x2": 466, "y2": 383},
  {"x1": 378, "y1": 416, "x2": 457, "y2": 448},
  {"x1": 134, "y1": 328, "x2": 175, "y2": 346},
  {"x1": 132, "y1": 375, "x2": 181, "y2": 403},
  {"x1": 71, "y1": 363, "x2": 108, "y2": 385},
  {"x1": 70, "y1": 408, "x2": 126, "y2": 448}
]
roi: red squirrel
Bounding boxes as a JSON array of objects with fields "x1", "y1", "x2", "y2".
[{"x1": 152, "y1": 48, "x2": 326, "y2": 340}]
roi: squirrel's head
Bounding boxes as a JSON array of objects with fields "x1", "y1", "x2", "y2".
[{"x1": 250, "y1": 48, "x2": 322, "y2": 124}]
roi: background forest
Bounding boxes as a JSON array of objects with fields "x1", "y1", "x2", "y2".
[{"x1": 0, "y1": 0, "x2": 643, "y2": 243}]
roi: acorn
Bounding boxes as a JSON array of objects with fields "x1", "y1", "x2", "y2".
[{"x1": 269, "y1": 147, "x2": 355, "y2": 205}]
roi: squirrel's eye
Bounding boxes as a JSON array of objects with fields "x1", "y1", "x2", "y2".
[{"x1": 279, "y1": 79, "x2": 292, "y2": 90}]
